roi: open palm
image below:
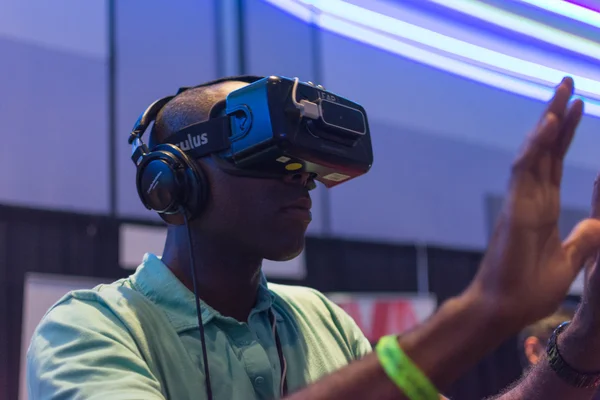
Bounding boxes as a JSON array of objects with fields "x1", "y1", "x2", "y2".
[{"x1": 469, "y1": 77, "x2": 600, "y2": 330}]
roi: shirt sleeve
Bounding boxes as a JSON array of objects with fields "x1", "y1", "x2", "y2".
[
  {"x1": 329, "y1": 302, "x2": 373, "y2": 360},
  {"x1": 350, "y1": 327, "x2": 373, "y2": 359},
  {"x1": 26, "y1": 295, "x2": 166, "y2": 400},
  {"x1": 306, "y1": 288, "x2": 373, "y2": 360}
]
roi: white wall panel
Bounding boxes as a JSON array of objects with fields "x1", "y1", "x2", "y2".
[
  {"x1": 0, "y1": 0, "x2": 107, "y2": 58},
  {"x1": 0, "y1": 1, "x2": 109, "y2": 213}
]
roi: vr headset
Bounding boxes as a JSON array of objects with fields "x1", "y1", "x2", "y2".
[{"x1": 128, "y1": 75, "x2": 373, "y2": 218}]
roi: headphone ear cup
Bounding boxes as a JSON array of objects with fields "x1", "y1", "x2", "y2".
[
  {"x1": 153, "y1": 144, "x2": 208, "y2": 220},
  {"x1": 136, "y1": 149, "x2": 186, "y2": 214}
]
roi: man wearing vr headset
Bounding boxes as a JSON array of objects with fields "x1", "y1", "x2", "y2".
[
  {"x1": 27, "y1": 76, "x2": 374, "y2": 400},
  {"x1": 27, "y1": 76, "x2": 600, "y2": 400}
]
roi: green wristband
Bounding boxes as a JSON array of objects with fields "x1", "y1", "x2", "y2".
[{"x1": 375, "y1": 335, "x2": 438, "y2": 400}]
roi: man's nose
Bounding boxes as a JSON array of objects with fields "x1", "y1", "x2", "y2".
[{"x1": 283, "y1": 172, "x2": 315, "y2": 189}]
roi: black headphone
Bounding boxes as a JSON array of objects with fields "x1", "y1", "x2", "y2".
[
  {"x1": 128, "y1": 95, "x2": 208, "y2": 221},
  {"x1": 128, "y1": 75, "x2": 264, "y2": 221}
]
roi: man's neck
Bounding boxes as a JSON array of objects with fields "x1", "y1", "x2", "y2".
[{"x1": 161, "y1": 230, "x2": 264, "y2": 322}]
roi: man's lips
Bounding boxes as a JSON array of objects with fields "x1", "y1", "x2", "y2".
[
  {"x1": 281, "y1": 197, "x2": 312, "y2": 211},
  {"x1": 280, "y1": 197, "x2": 312, "y2": 221}
]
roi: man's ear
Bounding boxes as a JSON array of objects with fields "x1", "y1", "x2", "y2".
[{"x1": 524, "y1": 336, "x2": 545, "y2": 365}]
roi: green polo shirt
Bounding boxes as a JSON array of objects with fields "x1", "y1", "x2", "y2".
[{"x1": 27, "y1": 253, "x2": 372, "y2": 399}]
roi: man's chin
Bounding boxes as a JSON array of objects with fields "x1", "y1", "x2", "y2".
[{"x1": 262, "y1": 239, "x2": 306, "y2": 262}]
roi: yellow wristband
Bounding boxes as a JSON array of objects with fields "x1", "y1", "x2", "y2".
[{"x1": 375, "y1": 335, "x2": 438, "y2": 400}]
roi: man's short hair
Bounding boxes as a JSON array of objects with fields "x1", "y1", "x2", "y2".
[
  {"x1": 149, "y1": 86, "x2": 220, "y2": 149},
  {"x1": 517, "y1": 302, "x2": 578, "y2": 369}
]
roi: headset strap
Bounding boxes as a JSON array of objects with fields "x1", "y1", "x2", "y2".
[{"x1": 162, "y1": 117, "x2": 232, "y2": 158}]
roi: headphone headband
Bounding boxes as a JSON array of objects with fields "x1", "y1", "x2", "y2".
[{"x1": 128, "y1": 96, "x2": 175, "y2": 144}]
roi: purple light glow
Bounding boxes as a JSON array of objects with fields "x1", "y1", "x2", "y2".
[{"x1": 565, "y1": 0, "x2": 600, "y2": 13}]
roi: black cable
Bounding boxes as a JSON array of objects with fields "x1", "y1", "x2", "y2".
[{"x1": 183, "y1": 212, "x2": 213, "y2": 400}]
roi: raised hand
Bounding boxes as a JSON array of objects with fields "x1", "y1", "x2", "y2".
[
  {"x1": 467, "y1": 77, "x2": 600, "y2": 332},
  {"x1": 554, "y1": 164, "x2": 600, "y2": 372}
]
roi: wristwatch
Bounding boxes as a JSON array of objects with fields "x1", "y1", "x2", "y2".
[{"x1": 546, "y1": 321, "x2": 600, "y2": 389}]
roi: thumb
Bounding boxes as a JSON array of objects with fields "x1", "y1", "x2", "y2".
[{"x1": 563, "y1": 219, "x2": 600, "y2": 276}]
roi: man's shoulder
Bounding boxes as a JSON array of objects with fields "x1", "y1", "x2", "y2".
[
  {"x1": 46, "y1": 278, "x2": 134, "y2": 311},
  {"x1": 26, "y1": 277, "x2": 188, "y2": 400},
  {"x1": 28, "y1": 276, "x2": 175, "y2": 367},
  {"x1": 36, "y1": 277, "x2": 156, "y2": 336}
]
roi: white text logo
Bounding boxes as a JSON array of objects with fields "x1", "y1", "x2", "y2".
[{"x1": 179, "y1": 133, "x2": 208, "y2": 151}]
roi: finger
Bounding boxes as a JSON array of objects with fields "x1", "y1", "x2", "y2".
[
  {"x1": 556, "y1": 99, "x2": 584, "y2": 159},
  {"x1": 543, "y1": 77, "x2": 574, "y2": 124},
  {"x1": 563, "y1": 219, "x2": 600, "y2": 277},
  {"x1": 511, "y1": 78, "x2": 574, "y2": 178},
  {"x1": 512, "y1": 112, "x2": 560, "y2": 172}
]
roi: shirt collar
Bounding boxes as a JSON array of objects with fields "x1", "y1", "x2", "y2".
[{"x1": 129, "y1": 253, "x2": 275, "y2": 333}]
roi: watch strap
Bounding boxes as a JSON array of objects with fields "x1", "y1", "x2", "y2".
[{"x1": 546, "y1": 321, "x2": 600, "y2": 389}]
